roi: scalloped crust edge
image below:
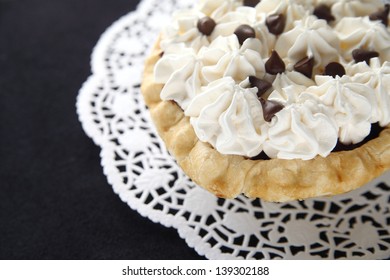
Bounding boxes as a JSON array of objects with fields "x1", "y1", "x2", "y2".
[{"x1": 141, "y1": 39, "x2": 390, "y2": 202}]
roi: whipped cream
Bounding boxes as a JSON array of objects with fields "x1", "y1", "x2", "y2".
[
  {"x1": 305, "y1": 75, "x2": 374, "y2": 144},
  {"x1": 335, "y1": 16, "x2": 390, "y2": 63},
  {"x1": 255, "y1": 0, "x2": 310, "y2": 32},
  {"x1": 263, "y1": 98, "x2": 338, "y2": 160},
  {"x1": 186, "y1": 77, "x2": 267, "y2": 157},
  {"x1": 330, "y1": 0, "x2": 384, "y2": 21},
  {"x1": 200, "y1": 35, "x2": 266, "y2": 83},
  {"x1": 347, "y1": 58, "x2": 390, "y2": 127},
  {"x1": 154, "y1": 46, "x2": 202, "y2": 110},
  {"x1": 198, "y1": 0, "x2": 241, "y2": 20},
  {"x1": 154, "y1": 0, "x2": 390, "y2": 160},
  {"x1": 268, "y1": 71, "x2": 316, "y2": 105},
  {"x1": 275, "y1": 15, "x2": 341, "y2": 74},
  {"x1": 160, "y1": 10, "x2": 210, "y2": 53},
  {"x1": 212, "y1": 7, "x2": 276, "y2": 58}
]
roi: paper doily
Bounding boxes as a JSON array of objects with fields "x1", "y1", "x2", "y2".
[{"x1": 77, "y1": 0, "x2": 390, "y2": 260}]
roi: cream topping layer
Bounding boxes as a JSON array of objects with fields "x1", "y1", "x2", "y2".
[
  {"x1": 275, "y1": 15, "x2": 340, "y2": 74},
  {"x1": 154, "y1": 0, "x2": 390, "y2": 160}
]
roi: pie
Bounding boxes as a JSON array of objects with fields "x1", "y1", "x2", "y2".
[{"x1": 141, "y1": 0, "x2": 390, "y2": 202}]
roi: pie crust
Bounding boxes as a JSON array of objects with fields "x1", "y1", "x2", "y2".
[{"x1": 141, "y1": 39, "x2": 390, "y2": 202}]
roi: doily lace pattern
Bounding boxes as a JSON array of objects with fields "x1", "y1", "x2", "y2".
[{"x1": 77, "y1": 0, "x2": 390, "y2": 260}]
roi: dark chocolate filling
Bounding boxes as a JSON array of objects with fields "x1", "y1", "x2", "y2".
[{"x1": 251, "y1": 151, "x2": 271, "y2": 161}]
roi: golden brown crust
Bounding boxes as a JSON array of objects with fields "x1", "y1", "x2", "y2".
[{"x1": 141, "y1": 39, "x2": 390, "y2": 202}]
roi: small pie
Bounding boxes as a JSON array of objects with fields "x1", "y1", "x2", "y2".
[{"x1": 141, "y1": 0, "x2": 390, "y2": 202}]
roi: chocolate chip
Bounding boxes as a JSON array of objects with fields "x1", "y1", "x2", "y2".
[
  {"x1": 369, "y1": 4, "x2": 390, "y2": 27},
  {"x1": 266, "y1": 14, "x2": 286, "y2": 35},
  {"x1": 197, "y1": 16, "x2": 216, "y2": 36},
  {"x1": 260, "y1": 98, "x2": 284, "y2": 122},
  {"x1": 243, "y1": 0, "x2": 260, "y2": 7},
  {"x1": 265, "y1": 50, "x2": 285, "y2": 75},
  {"x1": 234, "y1": 24, "x2": 256, "y2": 45},
  {"x1": 294, "y1": 57, "x2": 315, "y2": 78},
  {"x1": 249, "y1": 76, "x2": 272, "y2": 98},
  {"x1": 324, "y1": 62, "x2": 346, "y2": 78},
  {"x1": 352, "y1": 49, "x2": 379, "y2": 64},
  {"x1": 313, "y1": 4, "x2": 335, "y2": 23}
]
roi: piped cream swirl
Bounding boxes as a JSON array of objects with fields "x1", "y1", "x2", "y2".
[
  {"x1": 330, "y1": 0, "x2": 384, "y2": 21},
  {"x1": 275, "y1": 16, "x2": 341, "y2": 74},
  {"x1": 186, "y1": 77, "x2": 267, "y2": 157},
  {"x1": 198, "y1": 0, "x2": 241, "y2": 20},
  {"x1": 200, "y1": 35, "x2": 266, "y2": 83},
  {"x1": 154, "y1": 46, "x2": 202, "y2": 110},
  {"x1": 160, "y1": 10, "x2": 210, "y2": 53},
  {"x1": 347, "y1": 58, "x2": 390, "y2": 127},
  {"x1": 255, "y1": 0, "x2": 310, "y2": 32},
  {"x1": 335, "y1": 16, "x2": 390, "y2": 62},
  {"x1": 305, "y1": 75, "x2": 374, "y2": 144},
  {"x1": 263, "y1": 99, "x2": 338, "y2": 160}
]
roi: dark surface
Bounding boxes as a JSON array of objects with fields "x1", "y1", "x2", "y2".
[{"x1": 0, "y1": 0, "x2": 204, "y2": 260}]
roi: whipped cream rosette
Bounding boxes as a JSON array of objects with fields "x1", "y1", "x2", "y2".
[
  {"x1": 255, "y1": 0, "x2": 311, "y2": 32},
  {"x1": 201, "y1": 35, "x2": 266, "y2": 82},
  {"x1": 199, "y1": 0, "x2": 242, "y2": 20},
  {"x1": 154, "y1": 46, "x2": 202, "y2": 110},
  {"x1": 186, "y1": 77, "x2": 267, "y2": 157},
  {"x1": 142, "y1": 0, "x2": 390, "y2": 201},
  {"x1": 335, "y1": 16, "x2": 390, "y2": 62},
  {"x1": 268, "y1": 72, "x2": 316, "y2": 105},
  {"x1": 347, "y1": 58, "x2": 390, "y2": 127},
  {"x1": 160, "y1": 10, "x2": 211, "y2": 53},
  {"x1": 263, "y1": 98, "x2": 338, "y2": 160},
  {"x1": 275, "y1": 15, "x2": 341, "y2": 74},
  {"x1": 304, "y1": 75, "x2": 374, "y2": 144},
  {"x1": 211, "y1": 7, "x2": 276, "y2": 57},
  {"x1": 330, "y1": 0, "x2": 384, "y2": 21}
]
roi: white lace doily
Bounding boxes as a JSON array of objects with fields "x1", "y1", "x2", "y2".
[{"x1": 77, "y1": 0, "x2": 390, "y2": 260}]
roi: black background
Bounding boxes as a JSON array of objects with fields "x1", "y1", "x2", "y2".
[{"x1": 0, "y1": 0, "x2": 204, "y2": 259}]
